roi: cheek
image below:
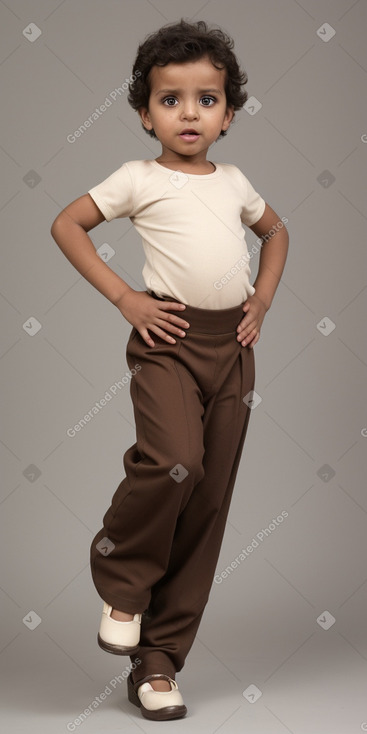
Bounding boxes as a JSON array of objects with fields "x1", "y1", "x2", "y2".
[
  {"x1": 207, "y1": 107, "x2": 225, "y2": 121},
  {"x1": 156, "y1": 117, "x2": 172, "y2": 131},
  {"x1": 154, "y1": 107, "x2": 174, "y2": 123}
]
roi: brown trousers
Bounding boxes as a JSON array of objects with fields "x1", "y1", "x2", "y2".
[{"x1": 90, "y1": 292, "x2": 255, "y2": 683}]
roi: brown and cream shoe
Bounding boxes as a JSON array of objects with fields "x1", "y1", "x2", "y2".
[
  {"x1": 97, "y1": 602, "x2": 141, "y2": 655},
  {"x1": 127, "y1": 672, "x2": 187, "y2": 720}
]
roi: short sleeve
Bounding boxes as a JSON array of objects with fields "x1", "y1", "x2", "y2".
[
  {"x1": 240, "y1": 174, "x2": 266, "y2": 227},
  {"x1": 88, "y1": 162, "x2": 134, "y2": 221}
]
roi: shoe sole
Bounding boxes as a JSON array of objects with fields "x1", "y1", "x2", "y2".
[
  {"x1": 97, "y1": 633, "x2": 140, "y2": 656},
  {"x1": 127, "y1": 672, "x2": 187, "y2": 721}
]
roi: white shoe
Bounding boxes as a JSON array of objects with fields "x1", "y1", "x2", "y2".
[
  {"x1": 127, "y1": 672, "x2": 187, "y2": 720},
  {"x1": 97, "y1": 602, "x2": 141, "y2": 655}
]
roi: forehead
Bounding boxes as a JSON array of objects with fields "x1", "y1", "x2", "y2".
[{"x1": 148, "y1": 55, "x2": 227, "y2": 91}]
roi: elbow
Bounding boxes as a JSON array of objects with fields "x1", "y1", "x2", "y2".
[
  {"x1": 50, "y1": 213, "x2": 62, "y2": 239},
  {"x1": 51, "y1": 211, "x2": 71, "y2": 240},
  {"x1": 50, "y1": 219, "x2": 58, "y2": 241}
]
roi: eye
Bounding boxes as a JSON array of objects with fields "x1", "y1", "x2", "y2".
[
  {"x1": 200, "y1": 96, "x2": 216, "y2": 106},
  {"x1": 162, "y1": 96, "x2": 177, "y2": 106}
]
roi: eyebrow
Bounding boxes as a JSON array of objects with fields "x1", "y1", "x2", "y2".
[{"x1": 154, "y1": 88, "x2": 223, "y2": 96}]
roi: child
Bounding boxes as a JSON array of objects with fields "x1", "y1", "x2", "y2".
[{"x1": 51, "y1": 18, "x2": 288, "y2": 722}]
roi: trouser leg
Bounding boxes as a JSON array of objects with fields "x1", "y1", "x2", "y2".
[
  {"x1": 90, "y1": 326, "x2": 207, "y2": 620},
  {"x1": 130, "y1": 331, "x2": 255, "y2": 682}
]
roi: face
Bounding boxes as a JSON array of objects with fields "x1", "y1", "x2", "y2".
[{"x1": 138, "y1": 55, "x2": 234, "y2": 164}]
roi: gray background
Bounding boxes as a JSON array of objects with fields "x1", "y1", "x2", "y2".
[{"x1": 1, "y1": 0, "x2": 366, "y2": 732}]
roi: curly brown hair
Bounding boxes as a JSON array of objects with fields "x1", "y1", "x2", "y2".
[{"x1": 127, "y1": 19, "x2": 248, "y2": 140}]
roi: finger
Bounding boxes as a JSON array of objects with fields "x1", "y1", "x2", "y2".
[
  {"x1": 237, "y1": 316, "x2": 257, "y2": 338},
  {"x1": 159, "y1": 301, "x2": 187, "y2": 309},
  {"x1": 157, "y1": 301, "x2": 187, "y2": 313},
  {"x1": 237, "y1": 314, "x2": 255, "y2": 333},
  {"x1": 140, "y1": 329, "x2": 155, "y2": 348},
  {"x1": 154, "y1": 317, "x2": 188, "y2": 337},
  {"x1": 237, "y1": 325, "x2": 253, "y2": 341},
  {"x1": 156, "y1": 307, "x2": 190, "y2": 330},
  {"x1": 240, "y1": 328, "x2": 257, "y2": 346},
  {"x1": 148, "y1": 325, "x2": 181, "y2": 345},
  {"x1": 247, "y1": 332, "x2": 259, "y2": 348}
]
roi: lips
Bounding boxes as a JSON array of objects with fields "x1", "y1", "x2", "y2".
[{"x1": 179, "y1": 129, "x2": 200, "y2": 141}]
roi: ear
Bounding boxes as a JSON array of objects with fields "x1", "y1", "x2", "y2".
[
  {"x1": 138, "y1": 107, "x2": 153, "y2": 131},
  {"x1": 222, "y1": 104, "x2": 235, "y2": 131}
]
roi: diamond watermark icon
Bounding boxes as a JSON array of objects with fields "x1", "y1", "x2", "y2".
[
  {"x1": 169, "y1": 171, "x2": 189, "y2": 189},
  {"x1": 243, "y1": 684, "x2": 262, "y2": 703},
  {"x1": 317, "y1": 464, "x2": 335, "y2": 482},
  {"x1": 316, "y1": 23, "x2": 336, "y2": 42},
  {"x1": 23, "y1": 611, "x2": 42, "y2": 630},
  {"x1": 169, "y1": 464, "x2": 189, "y2": 483},
  {"x1": 244, "y1": 96, "x2": 262, "y2": 115},
  {"x1": 22, "y1": 317, "x2": 42, "y2": 336},
  {"x1": 97, "y1": 243, "x2": 115, "y2": 263},
  {"x1": 243, "y1": 390, "x2": 262, "y2": 410},
  {"x1": 317, "y1": 611, "x2": 336, "y2": 630},
  {"x1": 317, "y1": 317, "x2": 335, "y2": 336},
  {"x1": 96, "y1": 538, "x2": 115, "y2": 556},
  {"x1": 23, "y1": 464, "x2": 41, "y2": 482},
  {"x1": 23, "y1": 23, "x2": 42, "y2": 42},
  {"x1": 23, "y1": 170, "x2": 42, "y2": 188},
  {"x1": 317, "y1": 170, "x2": 335, "y2": 188}
]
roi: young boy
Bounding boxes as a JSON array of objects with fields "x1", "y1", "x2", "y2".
[{"x1": 51, "y1": 19, "x2": 288, "y2": 722}]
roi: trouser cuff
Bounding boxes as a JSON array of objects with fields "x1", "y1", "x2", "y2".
[
  {"x1": 96, "y1": 589, "x2": 149, "y2": 614},
  {"x1": 130, "y1": 650, "x2": 176, "y2": 683}
]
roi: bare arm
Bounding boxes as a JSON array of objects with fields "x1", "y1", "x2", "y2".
[
  {"x1": 249, "y1": 202, "x2": 289, "y2": 311},
  {"x1": 50, "y1": 194, "x2": 133, "y2": 305},
  {"x1": 236, "y1": 202, "x2": 289, "y2": 347},
  {"x1": 50, "y1": 194, "x2": 189, "y2": 347}
]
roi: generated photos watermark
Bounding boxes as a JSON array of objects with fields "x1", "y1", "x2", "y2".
[
  {"x1": 213, "y1": 216, "x2": 288, "y2": 291},
  {"x1": 66, "y1": 365, "x2": 141, "y2": 437},
  {"x1": 214, "y1": 510, "x2": 289, "y2": 584},
  {"x1": 67, "y1": 72, "x2": 141, "y2": 143},
  {"x1": 66, "y1": 659, "x2": 142, "y2": 730}
]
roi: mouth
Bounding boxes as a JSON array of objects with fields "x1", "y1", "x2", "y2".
[{"x1": 179, "y1": 129, "x2": 200, "y2": 141}]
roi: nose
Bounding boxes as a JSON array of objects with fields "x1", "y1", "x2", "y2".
[{"x1": 180, "y1": 98, "x2": 199, "y2": 120}]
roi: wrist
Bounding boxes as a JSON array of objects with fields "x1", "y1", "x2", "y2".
[
  {"x1": 113, "y1": 286, "x2": 134, "y2": 310},
  {"x1": 253, "y1": 292, "x2": 271, "y2": 311}
]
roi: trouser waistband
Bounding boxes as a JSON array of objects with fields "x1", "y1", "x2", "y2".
[{"x1": 148, "y1": 291, "x2": 245, "y2": 335}]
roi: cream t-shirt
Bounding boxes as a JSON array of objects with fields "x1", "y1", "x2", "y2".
[{"x1": 88, "y1": 159, "x2": 266, "y2": 309}]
